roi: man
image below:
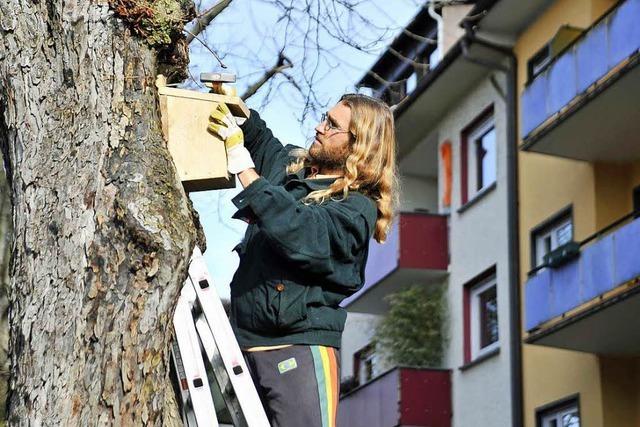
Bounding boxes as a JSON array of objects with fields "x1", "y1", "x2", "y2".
[{"x1": 208, "y1": 93, "x2": 398, "y2": 427}]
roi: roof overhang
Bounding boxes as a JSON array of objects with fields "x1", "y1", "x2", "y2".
[
  {"x1": 471, "y1": 0, "x2": 557, "y2": 39},
  {"x1": 393, "y1": 41, "x2": 507, "y2": 160}
]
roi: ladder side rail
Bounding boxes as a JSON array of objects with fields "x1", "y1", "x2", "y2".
[
  {"x1": 173, "y1": 297, "x2": 220, "y2": 427},
  {"x1": 188, "y1": 248, "x2": 270, "y2": 427}
]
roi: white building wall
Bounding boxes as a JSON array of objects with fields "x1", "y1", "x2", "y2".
[
  {"x1": 340, "y1": 72, "x2": 514, "y2": 427},
  {"x1": 424, "y1": 73, "x2": 513, "y2": 427},
  {"x1": 340, "y1": 312, "x2": 390, "y2": 381},
  {"x1": 400, "y1": 174, "x2": 439, "y2": 213}
]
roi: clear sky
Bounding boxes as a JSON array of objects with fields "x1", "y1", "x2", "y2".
[{"x1": 187, "y1": 0, "x2": 422, "y2": 300}]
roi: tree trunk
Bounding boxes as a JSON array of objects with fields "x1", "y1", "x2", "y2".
[
  {"x1": 0, "y1": 148, "x2": 10, "y2": 420},
  {"x1": 0, "y1": 1, "x2": 196, "y2": 424}
]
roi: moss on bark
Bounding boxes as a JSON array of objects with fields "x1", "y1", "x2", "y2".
[{"x1": 110, "y1": 0, "x2": 195, "y2": 81}]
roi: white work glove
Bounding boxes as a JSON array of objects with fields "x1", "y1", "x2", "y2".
[{"x1": 208, "y1": 102, "x2": 255, "y2": 174}]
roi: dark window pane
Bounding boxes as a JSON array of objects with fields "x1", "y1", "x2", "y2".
[
  {"x1": 544, "y1": 235, "x2": 552, "y2": 256},
  {"x1": 364, "y1": 359, "x2": 373, "y2": 382},
  {"x1": 479, "y1": 286, "x2": 499, "y2": 348}
]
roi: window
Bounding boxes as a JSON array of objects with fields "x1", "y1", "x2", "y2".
[
  {"x1": 463, "y1": 266, "x2": 499, "y2": 364},
  {"x1": 528, "y1": 44, "x2": 552, "y2": 81},
  {"x1": 478, "y1": 285, "x2": 499, "y2": 349},
  {"x1": 461, "y1": 106, "x2": 497, "y2": 206},
  {"x1": 532, "y1": 208, "x2": 573, "y2": 269},
  {"x1": 470, "y1": 276, "x2": 499, "y2": 359},
  {"x1": 537, "y1": 396, "x2": 580, "y2": 427},
  {"x1": 353, "y1": 343, "x2": 379, "y2": 386}
]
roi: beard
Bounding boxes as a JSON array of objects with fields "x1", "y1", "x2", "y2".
[{"x1": 308, "y1": 139, "x2": 350, "y2": 171}]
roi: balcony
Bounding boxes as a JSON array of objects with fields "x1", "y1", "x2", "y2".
[
  {"x1": 338, "y1": 367, "x2": 452, "y2": 427},
  {"x1": 342, "y1": 212, "x2": 449, "y2": 314},
  {"x1": 520, "y1": 0, "x2": 640, "y2": 162},
  {"x1": 525, "y1": 214, "x2": 640, "y2": 355}
]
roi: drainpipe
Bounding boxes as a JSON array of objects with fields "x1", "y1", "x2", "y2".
[{"x1": 461, "y1": 24, "x2": 523, "y2": 427}]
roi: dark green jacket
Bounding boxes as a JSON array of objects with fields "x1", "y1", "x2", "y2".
[{"x1": 229, "y1": 110, "x2": 377, "y2": 349}]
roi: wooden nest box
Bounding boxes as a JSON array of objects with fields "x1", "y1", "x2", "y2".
[{"x1": 156, "y1": 75, "x2": 250, "y2": 192}]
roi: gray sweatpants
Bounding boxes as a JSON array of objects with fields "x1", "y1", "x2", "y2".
[{"x1": 243, "y1": 345, "x2": 340, "y2": 427}]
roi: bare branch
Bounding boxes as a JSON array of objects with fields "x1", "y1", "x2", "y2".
[
  {"x1": 186, "y1": 0, "x2": 233, "y2": 44},
  {"x1": 240, "y1": 53, "x2": 294, "y2": 100}
]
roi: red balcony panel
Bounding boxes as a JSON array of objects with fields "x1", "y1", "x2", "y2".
[
  {"x1": 343, "y1": 212, "x2": 449, "y2": 314},
  {"x1": 399, "y1": 213, "x2": 449, "y2": 270},
  {"x1": 400, "y1": 368, "x2": 452, "y2": 427},
  {"x1": 339, "y1": 367, "x2": 452, "y2": 427}
]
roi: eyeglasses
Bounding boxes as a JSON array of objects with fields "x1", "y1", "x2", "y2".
[{"x1": 320, "y1": 112, "x2": 353, "y2": 136}]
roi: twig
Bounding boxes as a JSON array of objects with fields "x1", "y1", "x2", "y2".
[
  {"x1": 183, "y1": 29, "x2": 227, "y2": 69},
  {"x1": 240, "y1": 53, "x2": 294, "y2": 100}
]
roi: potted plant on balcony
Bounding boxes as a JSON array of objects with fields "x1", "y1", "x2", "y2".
[{"x1": 374, "y1": 284, "x2": 448, "y2": 367}]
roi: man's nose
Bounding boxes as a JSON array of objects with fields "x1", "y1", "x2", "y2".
[{"x1": 314, "y1": 123, "x2": 325, "y2": 134}]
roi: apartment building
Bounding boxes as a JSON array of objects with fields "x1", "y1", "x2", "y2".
[
  {"x1": 469, "y1": 0, "x2": 640, "y2": 425},
  {"x1": 338, "y1": 2, "x2": 522, "y2": 426}
]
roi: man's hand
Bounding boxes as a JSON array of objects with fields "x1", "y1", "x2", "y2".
[{"x1": 208, "y1": 102, "x2": 255, "y2": 174}]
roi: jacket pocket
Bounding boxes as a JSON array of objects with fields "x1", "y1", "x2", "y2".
[{"x1": 252, "y1": 279, "x2": 309, "y2": 333}]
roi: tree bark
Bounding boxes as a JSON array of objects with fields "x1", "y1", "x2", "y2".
[
  {"x1": 0, "y1": 149, "x2": 10, "y2": 420},
  {"x1": 0, "y1": 1, "x2": 196, "y2": 424}
]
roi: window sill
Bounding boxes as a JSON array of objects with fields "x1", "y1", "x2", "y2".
[
  {"x1": 458, "y1": 347, "x2": 500, "y2": 372},
  {"x1": 457, "y1": 181, "x2": 497, "y2": 214}
]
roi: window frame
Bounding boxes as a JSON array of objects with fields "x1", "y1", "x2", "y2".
[
  {"x1": 527, "y1": 43, "x2": 552, "y2": 82},
  {"x1": 469, "y1": 118, "x2": 497, "y2": 194},
  {"x1": 353, "y1": 343, "x2": 377, "y2": 386},
  {"x1": 470, "y1": 275, "x2": 499, "y2": 359},
  {"x1": 460, "y1": 104, "x2": 496, "y2": 207},
  {"x1": 536, "y1": 394, "x2": 581, "y2": 427},
  {"x1": 530, "y1": 205, "x2": 574, "y2": 271},
  {"x1": 462, "y1": 265, "x2": 499, "y2": 365}
]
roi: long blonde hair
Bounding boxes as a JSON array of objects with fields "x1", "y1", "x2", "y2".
[{"x1": 287, "y1": 93, "x2": 399, "y2": 243}]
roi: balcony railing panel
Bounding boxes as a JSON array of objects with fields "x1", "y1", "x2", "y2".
[
  {"x1": 363, "y1": 219, "x2": 400, "y2": 290},
  {"x1": 521, "y1": 0, "x2": 640, "y2": 139},
  {"x1": 343, "y1": 213, "x2": 448, "y2": 312},
  {"x1": 609, "y1": 0, "x2": 640, "y2": 67},
  {"x1": 525, "y1": 216, "x2": 640, "y2": 331},
  {"x1": 576, "y1": 23, "x2": 608, "y2": 93},
  {"x1": 547, "y1": 51, "x2": 577, "y2": 116},
  {"x1": 338, "y1": 368, "x2": 452, "y2": 427},
  {"x1": 614, "y1": 217, "x2": 640, "y2": 284}
]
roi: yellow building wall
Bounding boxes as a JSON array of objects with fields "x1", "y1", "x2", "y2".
[
  {"x1": 599, "y1": 357, "x2": 640, "y2": 427},
  {"x1": 593, "y1": 162, "x2": 636, "y2": 229},
  {"x1": 515, "y1": 0, "x2": 626, "y2": 426}
]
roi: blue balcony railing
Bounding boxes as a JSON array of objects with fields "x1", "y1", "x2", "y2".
[
  {"x1": 525, "y1": 214, "x2": 640, "y2": 331},
  {"x1": 521, "y1": 0, "x2": 640, "y2": 138}
]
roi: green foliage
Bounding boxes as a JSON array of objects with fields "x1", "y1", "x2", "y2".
[
  {"x1": 110, "y1": 0, "x2": 195, "y2": 47},
  {"x1": 374, "y1": 284, "x2": 448, "y2": 367}
]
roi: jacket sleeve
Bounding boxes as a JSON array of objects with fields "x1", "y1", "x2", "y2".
[
  {"x1": 240, "y1": 109, "x2": 291, "y2": 179},
  {"x1": 232, "y1": 177, "x2": 376, "y2": 281}
]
